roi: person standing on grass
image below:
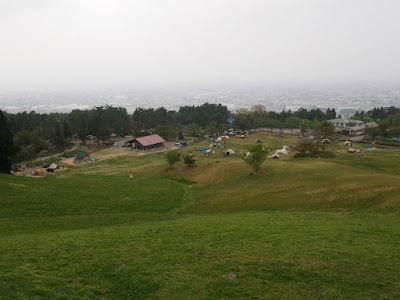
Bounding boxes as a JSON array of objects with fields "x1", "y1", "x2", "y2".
[{"x1": 130, "y1": 174, "x2": 134, "y2": 180}]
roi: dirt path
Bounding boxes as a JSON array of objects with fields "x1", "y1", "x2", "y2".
[
  {"x1": 57, "y1": 142, "x2": 175, "y2": 167},
  {"x1": 16, "y1": 140, "x2": 173, "y2": 177},
  {"x1": 32, "y1": 141, "x2": 81, "y2": 163}
]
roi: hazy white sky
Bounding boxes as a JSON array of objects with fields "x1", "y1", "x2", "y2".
[{"x1": 1, "y1": 0, "x2": 400, "y2": 89}]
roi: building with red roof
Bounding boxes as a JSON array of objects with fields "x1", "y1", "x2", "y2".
[{"x1": 133, "y1": 134, "x2": 165, "y2": 150}]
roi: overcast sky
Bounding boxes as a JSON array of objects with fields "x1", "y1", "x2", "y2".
[{"x1": 1, "y1": 0, "x2": 400, "y2": 89}]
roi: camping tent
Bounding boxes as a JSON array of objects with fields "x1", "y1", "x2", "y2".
[
  {"x1": 276, "y1": 148, "x2": 288, "y2": 154},
  {"x1": 205, "y1": 150, "x2": 215, "y2": 156},
  {"x1": 224, "y1": 149, "x2": 235, "y2": 156},
  {"x1": 344, "y1": 140, "x2": 352, "y2": 146},
  {"x1": 46, "y1": 163, "x2": 58, "y2": 172},
  {"x1": 48, "y1": 163, "x2": 57, "y2": 170}
]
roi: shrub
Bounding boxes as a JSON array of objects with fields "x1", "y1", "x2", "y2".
[
  {"x1": 293, "y1": 151, "x2": 335, "y2": 159},
  {"x1": 318, "y1": 151, "x2": 335, "y2": 158},
  {"x1": 293, "y1": 153, "x2": 318, "y2": 158},
  {"x1": 293, "y1": 139, "x2": 315, "y2": 154},
  {"x1": 183, "y1": 155, "x2": 196, "y2": 167}
]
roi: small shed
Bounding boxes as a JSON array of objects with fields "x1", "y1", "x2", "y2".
[{"x1": 133, "y1": 134, "x2": 165, "y2": 150}]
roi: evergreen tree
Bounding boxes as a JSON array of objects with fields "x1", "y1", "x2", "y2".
[
  {"x1": 0, "y1": 110, "x2": 19, "y2": 173},
  {"x1": 185, "y1": 123, "x2": 202, "y2": 141},
  {"x1": 63, "y1": 120, "x2": 72, "y2": 138},
  {"x1": 154, "y1": 124, "x2": 176, "y2": 140},
  {"x1": 76, "y1": 115, "x2": 89, "y2": 144},
  {"x1": 53, "y1": 122, "x2": 66, "y2": 149},
  {"x1": 97, "y1": 126, "x2": 112, "y2": 145}
]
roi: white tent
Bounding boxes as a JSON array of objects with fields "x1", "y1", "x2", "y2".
[
  {"x1": 47, "y1": 163, "x2": 58, "y2": 170},
  {"x1": 276, "y1": 148, "x2": 288, "y2": 154},
  {"x1": 224, "y1": 149, "x2": 235, "y2": 156},
  {"x1": 344, "y1": 140, "x2": 352, "y2": 146}
]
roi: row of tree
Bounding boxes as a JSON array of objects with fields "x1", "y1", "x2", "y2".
[
  {"x1": 353, "y1": 106, "x2": 400, "y2": 141},
  {"x1": 5, "y1": 103, "x2": 340, "y2": 142},
  {"x1": 3, "y1": 103, "x2": 400, "y2": 169}
]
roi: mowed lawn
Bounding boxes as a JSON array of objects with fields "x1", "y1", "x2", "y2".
[{"x1": 1, "y1": 133, "x2": 400, "y2": 299}]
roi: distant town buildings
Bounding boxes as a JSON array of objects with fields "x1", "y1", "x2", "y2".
[
  {"x1": 327, "y1": 118, "x2": 378, "y2": 136},
  {"x1": 1, "y1": 85, "x2": 399, "y2": 114}
]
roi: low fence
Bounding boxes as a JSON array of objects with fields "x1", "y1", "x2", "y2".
[{"x1": 259, "y1": 128, "x2": 302, "y2": 135}]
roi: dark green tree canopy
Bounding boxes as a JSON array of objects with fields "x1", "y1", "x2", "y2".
[{"x1": 0, "y1": 110, "x2": 19, "y2": 173}]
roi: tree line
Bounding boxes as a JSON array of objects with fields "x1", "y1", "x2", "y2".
[
  {"x1": 353, "y1": 106, "x2": 400, "y2": 141},
  {"x1": 2, "y1": 103, "x2": 400, "y2": 170}
]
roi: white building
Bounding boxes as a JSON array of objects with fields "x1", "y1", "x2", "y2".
[{"x1": 327, "y1": 118, "x2": 378, "y2": 136}]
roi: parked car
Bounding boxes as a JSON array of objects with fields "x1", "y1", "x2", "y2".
[
  {"x1": 174, "y1": 143, "x2": 182, "y2": 147},
  {"x1": 42, "y1": 163, "x2": 51, "y2": 168},
  {"x1": 180, "y1": 141, "x2": 188, "y2": 147}
]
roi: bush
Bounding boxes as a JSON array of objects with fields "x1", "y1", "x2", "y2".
[
  {"x1": 293, "y1": 139, "x2": 315, "y2": 154},
  {"x1": 318, "y1": 151, "x2": 335, "y2": 158},
  {"x1": 293, "y1": 153, "x2": 318, "y2": 158},
  {"x1": 293, "y1": 151, "x2": 335, "y2": 159},
  {"x1": 183, "y1": 155, "x2": 196, "y2": 167}
]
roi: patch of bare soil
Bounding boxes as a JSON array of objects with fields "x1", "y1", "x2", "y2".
[
  {"x1": 61, "y1": 157, "x2": 76, "y2": 166},
  {"x1": 22, "y1": 166, "x2": 69, "y2": 178},
  {"x1": 91, "y1": 146, "x2": 170, "y2": 160}
]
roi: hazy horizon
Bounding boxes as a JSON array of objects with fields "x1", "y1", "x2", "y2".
[{"x1": 1, "y1": 0, "x2": 400, "y2": 90}]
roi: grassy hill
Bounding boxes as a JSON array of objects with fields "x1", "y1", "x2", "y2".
[{"x1": 1, "y1": 133, "x2": 399, "y2": 299}]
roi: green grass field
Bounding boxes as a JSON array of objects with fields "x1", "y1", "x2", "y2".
[{"x1": 1, "y1": 133, "x2": 399, "y2": 299}]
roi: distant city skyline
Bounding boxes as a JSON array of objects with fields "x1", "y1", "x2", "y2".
[{"x1": 1, "y1": 83, "x2": 399, "y2": 116}]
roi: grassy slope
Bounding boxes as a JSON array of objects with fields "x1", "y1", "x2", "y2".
[{"x1": 1, "y1": 133, "x2": 399, "y2": 299}]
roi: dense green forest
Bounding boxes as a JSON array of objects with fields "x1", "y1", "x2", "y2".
[{"x1": 1, "y1": 103, "x2": 400, "y2": 166}]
